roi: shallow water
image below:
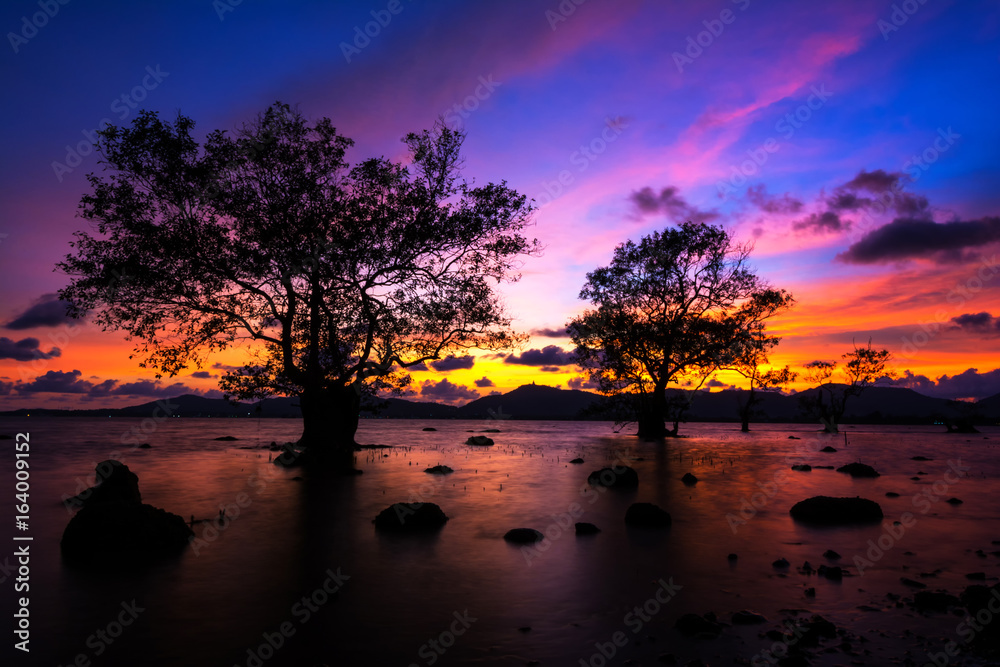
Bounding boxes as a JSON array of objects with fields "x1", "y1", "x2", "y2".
[{"x1": 1, "y1": 417, "x2": 998, "y2": 666}]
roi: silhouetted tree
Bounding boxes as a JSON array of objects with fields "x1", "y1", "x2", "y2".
[
  {"x1": 59, "y1": 103, "x2": 538, "y2": 470},
  {"x1": 568, "y1": 222, "x2": 793, "y2": 439},
  {"x1": 800, "y1": 339, "x2": 894, "y2": 433},
  {"x1": 723, "y1": 321, "x2": 797, "y2": 431}
]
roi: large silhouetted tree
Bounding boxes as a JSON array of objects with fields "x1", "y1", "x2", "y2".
[
  {"x1": 59, "y1": 103, "x2": 538, "y2": 470},
  {"x1": 799, "y1": 339, "x2": 894, "y2": 433},
  {"x1": 568, "y1": 222, "x2": 793, "y2": 439}
]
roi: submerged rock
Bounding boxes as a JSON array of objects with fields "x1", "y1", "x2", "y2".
[
  {"x1": 422, "y1": 427, "x2": 437, "y2": 432},
  {"x1": 790, "y1": 464, "x2": 812, "y2": 472},
  {"x1": 588, "y1": 466, "x2": 639, "y2": 488},
  {"x1": 836, "y1": 462, "x2": 880, "y2": 477},
  {"x1": 674, "y1": 613, "x2": 721, "y2": 637},
  {"x1": 817, "y1": 564, "x2": 844, "y2": 580},
  {"x1": 213, "y1": 435, "x2": 238, "y2": 441},
  {"x1": 885, "y1": 492, "x2": 901, "y2": 498},
  {"x1": 946, "y1": 497, "x2": 964, "y2": 505},
  {"x1": 137, "y1": 443, "x2": 152, "y2": 449},
  {"x1": 569, "y1": 457, "x2": 584, "y2": 464},
  {"x1": 773, "y1": 558, "x2": 790, "y2": 568},
  {"x1": 625, "y1": 502, "x2": 672, "y2": 527},
  {"x1": 66, "y1": 460, "x2": 142, "y2": 508},
  {"x1": 575, "y1": 522, "x2": 601, "y2": 535},
  {"x1": 466, "y1": 436, "x2": 494, "y2": 446},
  {"x1": 822, "y1": 549, "x2": 841, "y2": 559},
  {"x1": 913, "y1": 590, "x2": 960, "y2": 612},
  {"x1": 424, "y1": 465, "x2": 454, "y2": 474},
  {"x1": 732, "y1": 610, "x2": 767, "y2": 624},
  {"x1": 681, "y1": 473, "x2": 698, "y2": 485},
  {"x1": 820, "y1": 446, "x2": 837, "y2": 453},
  {"x1": 503, "y1": 528, "x2": 544, "y2": 543},
  {"x1": 789, "y1": 496, "x2": 883, "y2": 525},
  {"x1": 374, "y1": 503, "x2": 449, "y2": 532}
]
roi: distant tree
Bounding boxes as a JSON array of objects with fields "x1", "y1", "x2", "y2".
[
  {"x1": 724, "y1": 321, "x2": 797, "y2": 432},
  {"x1": 800, "y1": 339, "x2": 894, "y2": 433},
  {"x1": 568, "y1": 222, "x2": 794, "y2": 439},
  {"x1": 59, "y1": 103, "x2": 539, "y2": 470}
]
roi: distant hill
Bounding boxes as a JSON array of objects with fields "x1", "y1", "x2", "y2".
[{"x1": 1, "y1": 383, "x2": 997, "y2": 425}]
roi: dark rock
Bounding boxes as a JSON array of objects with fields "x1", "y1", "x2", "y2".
[
  {"x1": 61, "y1": 501, "x2": 194, "y2": 563},
  {"x1": 681, "y1": 472, "x2": 698, "y2": 485},
  {"x1": 575, "y1": 522, "x2": 601, "y2": 535},
  {"x1": 732, "y1": 610, "x2": 767, "y2": 624},
  {"x1": 836, "y1": 462, "x2": 880, "y2": 477},
  {"x1": 787, "y1": 435, "x2": 801, "y2": 439},
  {"x1": 773, "y1": 558, "x2": 790, "y2": 568},
  {"x1": 466, "y1": 436, "x2": 494, "y2": 446},
  {"x1": 885, "y1": 492, "x2": 900, "y2": 498},
  {"x1": 805, "y1": 587, "x2": 816, "y2": 598},
  {"x1": 820, "y1": 446, "x2": 837, "y2": 452},
  {"x1": 503, "y1": 528, "x2": 544, "y2": 544},
  {"x1": 790, "y1": 496, "x2": 883, "y2": 525},
  {"x1": 727, "y1": 553, "x2": 738, "y2": 561},
  {"x1": 374, "y1": 503, "x2": 449, "y2": 532},
  {"x1": 482, "y1": 429, "x2": 501, "y2": 433},
  {"x1": 424, "y1": 465, "x2": 454, "y2": 474},
  {"x1": 588, "y1": 466, "x2": 639, "y2": 488},
  {"x1": 625, "y1": 502, "x2": 671, "y2": 527},
  {"x1": 960, "y1": 584, "x2": 1000, "y2": 654},
  {"x1": 422, "y1": 427, "x2": 437, "y2": 432},
  {"x1": 817, "y1": 565, "x2": 844, "y2": 580},
  {"x1": 0, "y1": 434, "x2": 12, "y2": 440},
  {"x1": 777, "y1": 655, "x2": 810, "y2": 667},
  {"x1": 213, "y1": 435, "x2": 238, "y2": 441},
  {"x1": 569, "y1": 457, "x2": 584, "y2": 464},
  {"x1": 790, "y1": 464, "x2": 812, "y2": 472},
  {"x1": 911, "y1": 456, "x2": 932, "y2": 461},
  {"x1": 813, "y1": 465, "x2": 834, "y2": 469},
  {"x1": 657, "y1": 654, "x2": 677, "y2": 665},
  {"x1": 946, "y1": 497, "x2": 963, "y2": 505},
  {"x1": 674, "y1": 613, "x2": 721, "y2": 637},
  {"x1": 823, "y1": 549, "x2": 841, "y2": 559},
  {"x1": 913, "y1": 590, "x2": 960, "y2": 612},
  {"x1": 137, "y1": 443, "x2": 152, "y2": 449},
  {"x1": 67, "y1": 460, "x2": 142, "y2": 508},
  {"x1": 966, "y1": 572, "x2": 987, "y2": 580},
  {"x1": 900, "y1": 577, "x2": 927, "y2": 589},
  {"x1": 517, "y1": 626, "x2": 531, "y2": 633}
]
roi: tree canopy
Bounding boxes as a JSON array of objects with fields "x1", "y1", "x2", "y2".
[
  {"x1": 800, "y1": 339, "x2": 894, "y2": 433},
  {"x1": 59, "y1": 102, "x2": 539, "y2": 467},
  {"x1": 568, "y1": 222, "x2": 793, "y2": 438}
]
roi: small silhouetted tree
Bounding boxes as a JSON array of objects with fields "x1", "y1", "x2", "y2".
[
  {"x1": 724, "y1": 321, "x2": 796, "y2": 431},
  {"x1": 800, "y1": 339, "x2": 894, "y2": 433},
  {"x1": 59, "y1": 103, "x2": 539, "y2": 470},
  {"x1": 568, "y1": 222, "x2": 793, "y2": 439}
]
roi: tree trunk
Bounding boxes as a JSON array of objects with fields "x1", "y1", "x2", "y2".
[
  {"x1": 636, "y1": 391, "x2": 668, "y2": 440},
  {"x1": 296, "y1": 385, "x2": 360, "y2": 471}
]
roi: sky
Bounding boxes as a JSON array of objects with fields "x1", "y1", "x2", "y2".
[{"x1": 1, "y1": 0, "x2": 999, "y2": 409}]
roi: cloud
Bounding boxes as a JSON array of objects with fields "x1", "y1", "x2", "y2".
[
  {"x1": 841, "y1": 169, "x2": 902, "y2": 193},
  {"x1": 567, "y1": 375, "x2": 600, "y2": 391},
  {"x1": 505, "y1": 345, "x2": 575, "y2": 366},
  {"x1": 834, "y1": 169, "x2": 929, "y2": 218},
  {"x1": 473, "y1": 376, "x2": 495, "y2": 387},
  {"x1": 540, "y1": 365, "x2": 561, "y2": 372},
  {"x1": 746, "y1": 184, "x2": 803, "y2": 214},
  {"x1": 630, "y1": 186, "x2": 719, "y2": 223},
  {"x1": 950, "y1": 312, "x2": 1000, "y2": 334},
  {"x1": 836, "y1": 217, "x2": 1000, "y2": 264},
  {"x1": 793, "y1": 211, "x2": 847, "y2": 233},
  {"x1": 0, "y1": 380, "x2": 13, "y2": 395},
  {"x1": 191, "y1": 371, "x2": 215, "y2": 379},
  {"x1": 417, "y1": 378, "x2": 479, "y2": 404},
  {"x1": 894, "y1": 368, "x2": 1000, "y2": 400},
  {"x1": 5, "y1": 293, "x2": 74, "y2": 330},
  {"x1": 429, "y1": 355, "x2": 475, "y2": 371},
  {"x1": 531, "y1": 326, "x2": 569, "y2": 338},
  {"x1": 0, "y1": 337, "x2": 61, "y2": 361},
  {"x1": 706, "y1": 378, "x2": 729, "y2": 388},
  {"x1": 18, "y1": 369, "x2": 92, "y2": 393}
]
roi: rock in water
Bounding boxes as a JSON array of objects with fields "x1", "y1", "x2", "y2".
[
  {"x1": 503, "y1": 528, "x2": 544, "y2": 543},
  {"x1": 836, "y1": 462, "x2": 880, "y2": 478},
  {"x1": 422, "y1": 427, "x2": 437, "y2": 432},
  {"x1": 575, "y1": 522, "x2": 601, "y2": 535},
  {"x1": 569, "y1": 457, "x2": 584, "y2": 464},
  {"x1": 587, "y1": 466, "x2": 639, "y2": 488},
  {"x1": 466, "y1": 436, "x2": 494, "y2": 446},
  {"x1": 374, "y1": 503, "x2": 449, "y2": 532},
  {"x1": 624, "y1": 502, "x2": 672, "y2": 527},
  {"x1": 60, "y1": 461, "x2": 192, "y2": 564},
  {"x1": 732, "y1": 610, "x2": 767, "y2": 624},
  {"x1": 674, "y1": 613, "x2": 721, "y2": 637},
  {"x1": 820, "y1": 446, "x2": 837, "y2": 453},
  {"x1": 681, "y1": 473, "x2": 698, "y2": 485},
  {"x1": 424, "y1": 465, "x2": 454, "y2": 474},
  {"x1": 789, "y1": 496, "x2": 883, "y2": 525},
  {"x1": 213, "y1": 435, "x2": 238, "y2": 441},
  {"x1": 790, "y1": 464, "x2": 812, "y2": 472}
]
